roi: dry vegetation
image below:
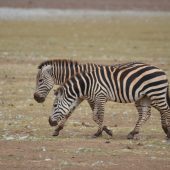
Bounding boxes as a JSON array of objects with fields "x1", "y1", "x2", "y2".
[{"x1": 0, "y1": 12, "x2": 170, "y2": 170}]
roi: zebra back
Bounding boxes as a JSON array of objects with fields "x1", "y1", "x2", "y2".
[
  {"x1": 61, "y1": 62, "x2": 169, "y2": 103},
  {"x1": 37, "y1": 59, "x2": 101, "y2": 83}
]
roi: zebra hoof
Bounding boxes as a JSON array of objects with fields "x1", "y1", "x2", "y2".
[
  {"x1": 167, "y1": 132, "x2": 170, "y2": 139},
  {"x1": 103, "y1": 126, "x2": 113, "y2": 136},
  {"x1": 52, "y1": 130, "x2": 59, "y2": 136},
  {"x1": 127, "y1": 131, "x2": 139, "y2": 140},
  {"x1": 92, "y1": 130, "x2": 102, "y2": 138},
  {"x1": 162, "y1": 126, "x2": 168, "y2": 135},
  {"x1": 127, "y1": 133, "x2": 134, "y2": 139},
  {"x1": 167, "y1": 127, "x2": 170, "y2": 138}
]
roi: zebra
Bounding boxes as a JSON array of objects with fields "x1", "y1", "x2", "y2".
[
  {"x1": 49, "y1": 62, "x2": 170, "y2": 139},
  {"x1": 34, "y1": 59, "x2": 97, "y2": 103},
  {"x1": 34, "y1": 59, "x2": 113, "y2": 137}
]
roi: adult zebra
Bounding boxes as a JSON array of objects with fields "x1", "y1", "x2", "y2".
[
  {"x1": 34, "y1": 59, "x2": 97, "y2": 103},
  {"x1": 49, "y1": 62, "x2": 170, "y2": 139},
  {"x1": 34, "y1": 59, "x2": 112, "y2": 137}
]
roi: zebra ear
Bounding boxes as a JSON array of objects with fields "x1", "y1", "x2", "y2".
[{"x1": 54, "y1": 87, "x2": 63, "y2": 97}]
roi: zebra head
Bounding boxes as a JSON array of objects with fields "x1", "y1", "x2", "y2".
[
  {"x1": 34, "y1": 65, "x2": 54, "y2": 103},
  {"x1": 49, "y1": 87, "x2": 79, "y2": 127}
]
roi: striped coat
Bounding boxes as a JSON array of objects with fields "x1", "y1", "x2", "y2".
[
  {"x1": 34, "y1": 59, "x2": 112, "y2": 136},
  {"x1": 34, "y1": 60, "x2": 98, "y2": 103},
  {"x1": 49, "y1": 62, "x2": 170, "y2": 139}
]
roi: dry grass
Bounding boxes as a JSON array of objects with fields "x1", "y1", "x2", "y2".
[{"x1": 0, "y1": 13, "x2": 170, "y2": 169}]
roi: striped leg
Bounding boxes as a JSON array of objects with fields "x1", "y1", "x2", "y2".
[
  {"x1": 87, "y1": 100, "x2": 95, "y2": 111},
  {"x1": 127, "y1": 97, "x2": 151, "y2": 139},
  {"x1": 53, "y1": 115, "x2": 71, "y2": 136},
  {"x1": 88, "y1": 99, "x2": 102, "y2": 135},
  {"x1": 88, "y1": 100, "x2": 103, "y2": 137},
  {"x1": 152, "y1": 101, "x2": 170, "y2": 138},
  {"x1": 92, "y1": 101, "x2": 104, "y2": 137},
  {"x1": 93, "y1": 101, "x2": 112, "y2": 137},
  {"x1": 156, "y1": 107, "x2": 168, "y2": 135},
  {"x1": 167, "y1": 110, "x2": 170, "y2": 138}
]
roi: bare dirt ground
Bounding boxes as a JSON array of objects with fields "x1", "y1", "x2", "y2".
[{"x1": 0, "y1": 1, "x2": 170, "y2": 170}]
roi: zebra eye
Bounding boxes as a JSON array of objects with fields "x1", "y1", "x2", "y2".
[
  {"x1": 53, "y1": 104, "x2": 57, "y2": 107},
  {"x1": 39, "y1": 79, "x2": 43, "y2": 83}
]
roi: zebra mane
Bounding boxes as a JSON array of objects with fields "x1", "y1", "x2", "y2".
[{"x1": 38, "y1": 59, "x2": 79, "y2": 69}]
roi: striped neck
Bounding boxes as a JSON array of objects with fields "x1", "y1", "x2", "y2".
[
  {"x1": 38, "y1": 59, "x2": 98, "y2": 85},
  {"x1": 52, "y1": 60, "x2": 79, "y2": 84},
  {"x1": 39, "y1": 59, "x2": 79, "y2": 84}
]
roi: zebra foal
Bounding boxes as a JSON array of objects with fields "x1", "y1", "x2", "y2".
[{"x1": 49, "y1": 62, "x2": 170, "y2": 139}]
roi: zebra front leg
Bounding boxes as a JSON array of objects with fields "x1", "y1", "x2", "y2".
[
  {"x1": 52, "y1": 116, "x2": 69, "y2": 136},
  {"x1": 88, "y1": 99, "x2": 112, "y2": 137},
  {"x1": 88, "y1": 100, "x2": 103, "y2": 137},
  {"x1": 92, "y1": 112, "x2": 103, "y2": 137},
  {"x1": 127, "y1": 97, "x2": 151, "y2": 139},
  {"x1": 103, "y1": 125, "x2": 113, "y2": 136},
  {"x1": 92, "y1": 99, "x2": 113, "y2": 137},
  {"x1": 92, "y1": 113, "x2": 113, "y2": 137},
  {"x1": 88, "y1": 100, "x2": 102, "y2": 136},
  {"x1": 88, "y1": 100, "x2": 112, "y2": 137}
]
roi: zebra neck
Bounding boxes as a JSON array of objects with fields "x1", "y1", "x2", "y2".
[
  {"x1": 50, "y1": 61, "x2": 98, "y2": 85},
  {"x1": 80, "y1": 63, "x2": 98, "y2": 73},
  {"x1": 51, "y1": 60, "x2": 79, "y2": 85}
]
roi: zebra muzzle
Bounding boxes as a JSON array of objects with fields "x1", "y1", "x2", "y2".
[
  {"x1": 34, "y1": 93, "x2": 45, "y2": 103},
  {"x1": 49, "y1": 116, "x2": 58, "y2": 126}
]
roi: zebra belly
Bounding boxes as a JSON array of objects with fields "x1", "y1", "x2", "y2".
[{"x1": 108, "y1": 90, "x2": 145, "y2": 104}]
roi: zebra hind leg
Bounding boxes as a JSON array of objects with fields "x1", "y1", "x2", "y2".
[
  {"x1": 153, "y1": 102, "x2": 170, "y2": 139},
  {"x1": 127, "y1": 97, "x2": 151, "y2": 139},
  {"x1": 167, "y1": 109, "x2": 170, "y2": 138}
]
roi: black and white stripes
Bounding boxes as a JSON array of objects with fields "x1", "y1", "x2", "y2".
[
  {"x1": 49, "y1": 62, "x2": 170, "y2": 139},
  {"x1": 34, "y1": 60, "x2": 98, "y2": 103},
  {"x1": 34, "y1": 60, "x2": 112, "y2": 136}
]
